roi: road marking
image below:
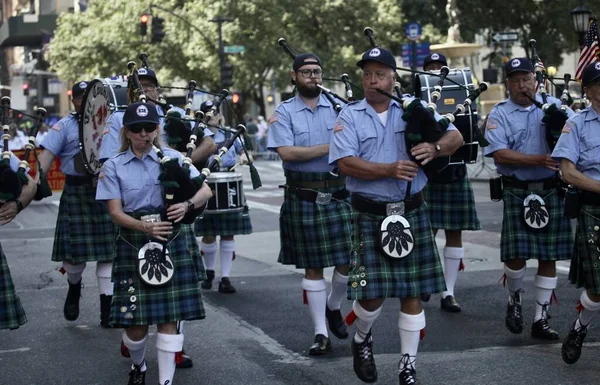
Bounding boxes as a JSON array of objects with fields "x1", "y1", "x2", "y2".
[
  {"x1": 244, "y1": 190, "x2": 283, "y2": 198},
  {"x1": 556, "y1": 265, "x2": 570, "y2": 274},
  {"x1": 0, "y1": 348, "x2": 31, "y2": 355},
  {"x1": 246, "y1": 200, "x2": 281, "y2": 214}
]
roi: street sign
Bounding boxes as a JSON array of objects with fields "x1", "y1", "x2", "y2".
[
  {"x1": 401, "y1": 43, "x2": 431, "y2": 68},
  {"x1": 224, "y1": 45, "x2": 246, "y2": 54},
  {"x1": 405, "y1": 22, "x2": 422, "y2": 41},
  {"x1": 492, "y1": 31, "x2": 519, "y2": 44}
]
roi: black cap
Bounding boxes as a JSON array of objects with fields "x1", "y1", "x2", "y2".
[
  {"x1": 293, "y1": 53, "x2": 322, "y2": 71},
  {"x1": 582, "y1": 62, "x2": 600, "y2": 87},
  {"x1": 123, "y1": 102, "x2": 160, "y2": 125},
  {"x1": 504, "y1": 57, "x2": 534, "y2": 77},
  {"x1": 357, "y1": 47, "x2": 397, "y2": 71},
  {"x1": 423, "y1": 53, "x2": 448, "y2": 69},
  {"x1": 71, "y1": 81, "x2": 89, "y2": 98},
  {"x1": 200, "y1": 100, "x2": 216, "y2": 114},
  {"x1": 137, "y1": 67, "x2": 158, "y2": 85}
]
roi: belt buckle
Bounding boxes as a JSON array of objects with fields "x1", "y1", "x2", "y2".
[
  {"x1": 316, "y1": 192, "x2": 332, "y2": 205},
  {"x1": 529, "y1": 182, "x2": 544, "y2": 191},
  {"x1": 386, "y1": 201, "x2": 405, "y2": 216},
  {"x1": 140, "y1": 214, "x2": 161, "y2": 223}
]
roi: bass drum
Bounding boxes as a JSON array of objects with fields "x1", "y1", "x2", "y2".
[{"x1": 414, "y1": 68, "x2": 479, "y2": 164}]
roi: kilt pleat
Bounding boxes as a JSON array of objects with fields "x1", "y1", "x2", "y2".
[
  {"x1": 51, "y1": 184, "x2": 116, "y2": 263},
  {"x1": 500, "y1": 187, "x2": 572, "y2": 262},
  {"x1": 182, "y1": 223, "x2": 206, "y2": 282},
  {"x1": 194, "y1": 206, "x2": 253, "y2": 236},
  {"x1": 110, "y1": 219, "x2": 205, "y2": 328},
  {"x1": 0, "y1": 243, "x2": 27, "y2": 330},
  {"x1": 422, "y1": 176, "x2": 481, "y2": 231},
  {"x1": 278, "y1": 172, "x2": 352, "y2": 269},
  {"x1": 569, "y1": 206, "x2": 600, "y2": 295},
  {"x1": 349, "y1": 204, "x2": 446, "y2": 300}
]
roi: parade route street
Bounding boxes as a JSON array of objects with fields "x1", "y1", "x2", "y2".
[{"x1": 1, "y1": 160, "x2": 597, "y2": 385}]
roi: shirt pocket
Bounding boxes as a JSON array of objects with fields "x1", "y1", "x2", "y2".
[
  {"x1": 581, "y1": 134, "x2": 600, "y2": 169},
  {"x1": 292, "y1": 122, "x2": 310, "y2": 147},
  {"x1": 358, "y1": 126, "x2": 378, "y2": 160},
  {"x1": 394, "y1": 124, "x2": 408, "y2": 155},
  {"x1": 120, "y1": 177, "x2": 143, "y2": 194}
]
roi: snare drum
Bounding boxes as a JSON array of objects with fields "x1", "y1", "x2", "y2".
[
  {"x1": 415, "y1": 68, "x2": 479, "y2": 164},
  {"x1": 205, "y1": 172, "x2": 245, "y2": 213}
]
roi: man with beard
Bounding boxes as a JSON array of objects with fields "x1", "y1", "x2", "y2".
[
  {"x1": 267, "y1": 53, "x2": 352, "y2": 355},
  {"x1": 330, "y1": 47, "x2": 462, "y2": 385},
  {"x1": 485, "y1": 57, "x2": 573, "y2": 341}
]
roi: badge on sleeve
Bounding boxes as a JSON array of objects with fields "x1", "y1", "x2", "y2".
[
  {"x1": 486, "y1": 118, "x2": 497, "y2": 130},
  {"x1": 268, "y1": 113, "x2": 279, "y2": 125},
  {"x1": 561, "y1": 121, "x2": 573, "y2": 134},
  {"x1": 333, "y1": 120, "x2": 344, "y2": 133}
]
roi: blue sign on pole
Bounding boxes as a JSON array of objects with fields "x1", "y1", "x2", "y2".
[
  {"x1": 405, "y1": 22, "x2": 422, "y2": 41},
  {"x1": 401, "y1": 43, "x2": 430, "y2": 68}
]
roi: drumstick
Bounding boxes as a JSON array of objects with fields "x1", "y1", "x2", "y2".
[{"x1": 228, "y1": 162, "x2": 240, "y2": 171}]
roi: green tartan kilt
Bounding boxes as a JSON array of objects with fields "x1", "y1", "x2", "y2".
[
  {"x1": 193, "y1": 206, "x2": 253, "y2": 236},
  {"x1": 569, "y1": 206, "x2": 600, "y2": 295},
  {"x1": 349, "y1": 204, "x2": 446, "y2": 300},
  {"x1": 422, "y1": 176, "x2": 481, "y2": 231},
  {"x1": 110, "y1": 219, "x2": 205, "y2": 328},
  {"x1": 183, "y1": 223, "x2": 205, "y2": 282},
  {"x1": 0, "y1": 243, "x2": 27, "y2": 330},
  {"x1": 500, "y1": 187, "x2": 572, "y2": 262},
  {"x1": 51, "y1": 184, "x2": 116, "y2": 263}
]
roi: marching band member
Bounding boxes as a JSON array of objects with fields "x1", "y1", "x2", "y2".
[
  {"x1": 0, "y1": 146, "x2": 37, "y2": 330},
  {"x1": 36, "y1": 81, "x2": 117, "y2": 327},
  {"x1": 96, "y1": 101, "x2": 212, "y2": 385},
  {"x1": 330, "y1": 47, "x2": 462, "y2": 385},
  {"x1": 268, "y1": 53, "x2": 352, "y2": 355},
  {"x1": 195, "y1": 100, "x2": 252, "y2": 294},
  {"x1": 552, "y1": 62, "x2": 600, "y2": 365},
  {"x1": 484, "y1": 58, "x2": 573, "y2": 340},
  {"x1": 421, "y1": 52, "x2": 482, "y2": 311}
]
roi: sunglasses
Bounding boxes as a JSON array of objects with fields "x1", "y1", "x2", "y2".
[{"x1": 128, "y1": 123, "x2": 158, "y2": 134}]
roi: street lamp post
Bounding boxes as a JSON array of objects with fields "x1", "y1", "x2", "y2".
[
  {"x1": 210, "y1": 16, "x2": 234, "y2": 90},
  {"x1": 571, "y1": 3, "x2": 593, "y2": 48}
]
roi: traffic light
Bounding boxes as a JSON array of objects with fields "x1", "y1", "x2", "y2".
[
  {"x1": 151, "y1": 17, "x2": 165, "y2": 43},
  {"x1": 140, "y1": 14, "x2": 149, "y2": 36},
  {"x1": 232, "y1": 93, "x2": 240, "y2": 104},
  {"x1": 23, "y1": 83, "x2": 29, "y2": 96},
  {"x1": 221, "y1": 62, "x2": 234, "y2": 88}
]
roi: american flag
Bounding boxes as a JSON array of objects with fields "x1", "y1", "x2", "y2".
[{"x1": 575, "y1": 18, "x2": 600, "y2": 81}]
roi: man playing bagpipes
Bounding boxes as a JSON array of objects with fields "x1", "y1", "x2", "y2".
[
  {"x1": 485, "y1": 57, "x2": 574, "y2": 341},
  {"x1": 329, "y1": 47, "x2": 463, "y2": 385},
  {"x1": 36, "y1": 81, "x2": 118, "y2": 328}
]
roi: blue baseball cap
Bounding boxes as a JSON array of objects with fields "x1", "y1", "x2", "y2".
[
  {"x1": 423, "y1": 53, "x2": 448, "y2": 69},
  {"x1": 357, "y1": 47, "x2": 397, "y2": 71},
  {"x1": 293, "y1": 53, "x2": 322, "y2": 71},
  {"x1": 71, "y1": 81, "x2": 89, "y2": 98},
  {"x1": 582, "y1": 62, "x2": 600, "y2": 87},
  {"x1": 123, "y1": 102, "x2": 160, "y2": 125},
  {"x1": 136, "y1": 67, "x2": 158, "y2": 85},
  {"x1": 504, "y1": 57, "x2": 534, "y2": 77}
]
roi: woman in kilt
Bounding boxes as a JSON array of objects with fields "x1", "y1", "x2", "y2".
[
  {"x1": 96, "y1": 102, "x2": 212, "y2": 385},
  {"x1": 195, "y1": 101, "x2": 252, "y2": 294},
  {"x1": 37, "y1": 81, "x2": 117, "y2": 327},
  {"x1": 330, "y1": 47, "x2": 463, "y2": 385},
  {"x1": 0, "y1": 146, "x2": 37, "y2": 329},
  {"x1": 552, "y1": 62, "x2": 600, "y2": 365}
]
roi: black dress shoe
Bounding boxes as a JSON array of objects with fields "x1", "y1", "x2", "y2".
[
  {"x1": 351, "y1": 332, "x2": 377, "y2": 383},
  {"x1": 440, "y1": 295, "x2": 461, "y2": 313},
  {"x1": 99, "y1": 294, "x2": 112, "y2": 328},
  {"x1": 64, "y1": 279, "x2": 82, "y2": 321},
  {"x1": 175, "y1": 350, "x2": 193, "y2": 369},
  {"x1": 562, "y1": 322, "x2": 587, "y2": 364},
  {"x1": 201, "y1": 269, "x2": 215, "y2": 290},
  {"x1": 505, "y1": 290, "x2": 523, "y2": 334},
  {"x1": 326, "y1": 306, "x2": 349, "y2": 339},
  {"x1": 531, "y1": 318, "x2": 559, "y2": 340},
  {"x1": 398, "y1": 354, "x2": 418, "y2": 385},
  {"x1": 309, "y1": 334, "x2": 332, "y2": 356},
  {"x1": 420, "y1": 293, "x2": 431, "y2": 302},
  {"x1": 128, "y1": 361, "x2": 146, "y2": 385},
  {"x1": 218, "y1": 277, "x2": 236, "y2": 293}
]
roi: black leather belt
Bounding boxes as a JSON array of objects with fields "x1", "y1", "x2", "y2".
[
  {"x1": 581, "y1": 191, "x2": 600, "y2": 206},
  {"x1": 501, "y1": 177, "x2": 557, "y2": 191},
  {"x1": 65, "y1": 175, "x2": 96, "y2": 186},
  {"x1": 287, "y1": 187, "x2": 349, "y2": 203},
  {"x1": 285, "y1": 178, "x2": 346, "y2": 189},
  {"x1": 351, "y1": 192, "x2": 424, "y2": 216}
]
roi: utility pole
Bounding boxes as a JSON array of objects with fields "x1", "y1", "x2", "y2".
[{"x1": 210, "y1": 16, "x2": 234, "y2": 90}]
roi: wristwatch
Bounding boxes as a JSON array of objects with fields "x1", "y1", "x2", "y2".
[
  {"x1": 434, "y1": 143, "x2": 441, "y2": 153},
  {"x1": 185, "y1": 199, "x2": 195, "y2": 211},
  {"x1": 9, "y1": 199, "x2": 24, "y2": 213}
]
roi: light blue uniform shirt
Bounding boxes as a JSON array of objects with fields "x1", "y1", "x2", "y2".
[
  {"x1": 0, "y1": 143, "x2": 20, "y2": 171},
  {"x1": 552, "y1": 106, "x2": 600, "y2": 182},
  {"x1": 209, "y1": 129, "x2": 243, "y2": 169},
  {"x1": 99, "y1": 105, "x2": 213, "y2": 161},
  {"x1": 96, "y1": 147, "x2": 200, "y2": 213},
  {"x1": 484, "y1": 94, "x2": 573, "y2": 181},
  {"x1": 329, "y1": 98, "x2": 457, "y2": 202},
  {"x1": 268, "y1": 94, "x2": 340, "y2": 173},
  {"x1": 40, "y1": 113, "x2": 87, "y2": 176}
]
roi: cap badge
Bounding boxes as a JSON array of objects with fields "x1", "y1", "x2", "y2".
[
  {"x1": 78, "y1": 82, "x2": 87, "y2": 89},
  {"x1": 369, "y1": 48, "x2": 381, "y2": 57},
  {"x1": 595, "y1": 62, "x2": 600, "y2": 71},
  {"x1": 138, "y1": 68, "x2": 148, "y2": 75},
  {"x1": 431, "y1": 53, "x2": 440, "y2": 60},
  {"x1": 136, "y1": 105, "x2": 149, "y2": 117},
  {"x1": 511, "y1": 59, "x2": 521, "y2": 68}
]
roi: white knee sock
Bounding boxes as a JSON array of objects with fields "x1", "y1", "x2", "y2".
[
  {"x1": 156, "y1": 332, "x2": 184, "y2": 385},
  {"x1": 577, "y1": 291, "x2": 600, "y2": 329},
  {"x1": 504, "y1": 265, "x2": 526, "y2": 299},
  {"x1": 327, "y1": 269, "x2": 348, "y2": 311},
  {"x1": 442, "y1": 247, "x2": 463, "y2": 298},
  {"x1": 302, "y1": 278, "x2": 328, "y2": 337},
  {"x1": 122, "y1": 330, "x2": 147, "y2": 370},
  {"x1": 62, "y1": 261, "x2": 86, "y2": 285},
  {"x1": 201, "y1": 241, "x2": 217, "y2": 270},
  {"x1": 352, "y1": 300, "x2": 382, "y2": 343},
  {"x1": 534, "y1": 275, "x2": 557, "y2": 321},
  {"x1": 96, "y1": 262, "x2": 113, "y2": 296},
  {"x1": 399, "y1": 311, "x2": 426, "y2": 368},
  {"x1": 220, "y1": 239, "x2": 235, "y2": 278}
]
